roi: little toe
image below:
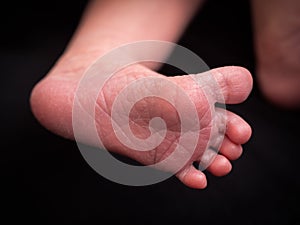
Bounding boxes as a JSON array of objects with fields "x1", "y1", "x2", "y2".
[
  {"x1": 176, "y1": 165, "x2": 207, "y2": 189},
  {"x1": 207, "y1": 154, "x2": 232, "y2": 177},
  {"x1": 226, "y1": 111, "x2": 252, "y2": 144},
  {"x1": 219, "y1": 136, "x2": 243, "y2": 161}
]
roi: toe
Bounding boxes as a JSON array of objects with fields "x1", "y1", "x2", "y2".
[
  {"x1": 219, "y1": 136, "x2": 243, "y2": 160},
  {"x1": 176, "y1": 165, "x2": 207, "y2": 189},
  {"x1": 226, "y1": 111, "x2": 252, "y2": 144},
  {"x1": 194, "y1": 66, "x2": 253, "y2": 104},
  {"x1": 207, "y1": 154, "x2": 232, "y2": 177}
]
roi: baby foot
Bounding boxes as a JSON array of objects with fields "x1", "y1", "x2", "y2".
[
  {"x1": 30, "y1": 54, "x2": 252, "y2": 189},
  {"x1": 252, "y1": 0, "x2": 300, "y2": 108}
]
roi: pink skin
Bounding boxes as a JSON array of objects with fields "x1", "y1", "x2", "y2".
[
  {"x1": 252, "y1": 0, "x2": 300, "y2": 108},
  {"x1": 30, "y1": 0, "x2": 253, "y2": 189},
  {"x1": 31, "y1": 62, "x2": 252, "y2": 189}
]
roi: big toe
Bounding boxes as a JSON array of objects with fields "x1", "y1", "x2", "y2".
[{"x1": 193, "y1": 66, "x2": 253, "y2": 104}]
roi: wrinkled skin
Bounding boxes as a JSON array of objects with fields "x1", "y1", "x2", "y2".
[{"x1": 31, "y1": 55, "x2": 252, "y2": 189}]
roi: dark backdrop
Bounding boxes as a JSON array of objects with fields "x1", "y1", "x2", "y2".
[{"x1": 1, "y1": 0, "x2": 299, "y2": 224}]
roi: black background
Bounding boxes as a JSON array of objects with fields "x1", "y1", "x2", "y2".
[{"x1": 1, "y1": 0, "x2": 300, "y2": 224}]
